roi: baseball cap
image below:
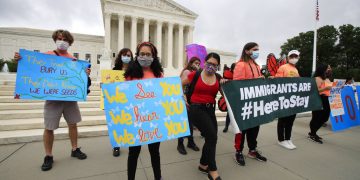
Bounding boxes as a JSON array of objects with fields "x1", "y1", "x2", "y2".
[{"x1": 288, "y1": 50, "x2": 300, "y2": 57}]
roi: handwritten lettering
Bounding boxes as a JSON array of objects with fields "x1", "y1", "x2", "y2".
[
  {"x1": 42, "y1": 79, "x2": 57, "y2": 88},
  {"x1": 113, "y1": 129, "x2": 135, "y2": 145},
  {"x1": 62, "y1": 81, "x2": 76, "y2": 89},
  {"x1": 138, "y1": 128, "x2": 162, "y2": 142},
  {"x1": 160, "y1": 82, "x2": 181, "y2": 96},
  {"x1": 164, "y1": 120, "x2": 188, "y2": 136},
  {"x1": 135, "y1": 83, "x2": 156, "y2": 99},
  {"x1": 43, "y1": 88, "x2": 59, "y2": 95},
  {"x1": 30, "y1": 88, "x2": 40, "y2": 94},
  {"x1": 21, "y1": 76, "x2": 39, "y2": 87},
  {"x1": 40, "y1": 66, "x2": 57, "y2": 74},
  {"x1": 104, "y1": 87, "x2": 128, "y2": 104},
  {"x1": 133, "y1": 106, "x2": 159, "y2": 123},
  {"x1": 161, "y1": 100, "x2": 184, "y2": 116},
  {"x1": 110, "y1": 110, "x2": 132, "y2": 125},
  {"x1": 26, "y1": 55, "x2": 46, "y2": 66}
]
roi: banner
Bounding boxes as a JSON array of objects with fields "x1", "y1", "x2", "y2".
[
  {"x1": 100, "y1": 70, "x2": 125, "y2": 109},
  {"x1": 15, "y1": 49, "x2": 89, "y2": 101},
  {"x1": 222, "y1": 77, "x2": 322, "y2": 131},
  {"x1": 330, "y1": 86, "x2": 360, "y2": 131},
  {"x1": 102, "y1": 77, "x2": 190, "y2": 147},
  {"x1": 185, "y1": 44, "x2": 207, "y2": 68},
  {"x1": 328, "y1": 87, "x2": 345, "y2": 116}
]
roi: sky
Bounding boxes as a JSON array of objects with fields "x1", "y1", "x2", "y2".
[{"x1": 0, "y1": 0, "x2": 359, "y2": 65}]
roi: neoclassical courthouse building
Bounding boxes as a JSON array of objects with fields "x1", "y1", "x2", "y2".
[{"x1": 0, "y1": 0, "x2": 236, "y2": 77}]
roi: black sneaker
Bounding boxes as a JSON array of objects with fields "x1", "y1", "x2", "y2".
[
  {"x1": 41, "y1": 155, "x2": 53, "y2": 171},
  {"x1": 308, "y1": 134, "x2": 323, "y2": 144},
  {"x1": 177, "y1": 143, "x2": 187, "y2": 155},
  {"x1": 187, "y1": 141, "x2": 200, "y2": 151},
  {"x1": 113, "y1": 147, "x2": 120, "y2": 157},
  {"x1": 71, "y1": 148, "x2": 87, "y2": 159},
  {"x1": 234, "y1": 151, "x2": 245, "y2": 166},
  {"x1": 248, "y1": 150, "x2": 267, "y2": 162}
]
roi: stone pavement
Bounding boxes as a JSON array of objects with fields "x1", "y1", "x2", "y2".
[{"x1": 1, "y1": 116, "x2": 360, "y2": 180}]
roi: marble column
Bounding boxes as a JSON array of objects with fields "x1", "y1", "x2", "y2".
[
  {"x1": 131, "y1": 16, "x2": 138, "y2": 53},
  {"x1": 117, "y1": 14, "x2": 124, "y2": 50},
  {"x1": 104, "y1": 13, "x2": 111, "y2": 50},
  {"x1": 188, "y1": 25, "x2": 194, "y2": 44},
  {"x1": 143, "y1": 18, "x2": 150, "y2": 42},
  {"x1": 167, "y1": 22, "x2": 174, "y2": 68},
  {"x1": 156, "y1": 20, "x2": 163, "y2": 61},
  {"x1": 178, "y1": 24, "x2": 184, "y2": 68}
]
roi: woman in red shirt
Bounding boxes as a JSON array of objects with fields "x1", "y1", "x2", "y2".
[
  {"x1": 124, "y1": 42, "x2": 164, "y2": 180},
  {"x1": 182, "y1": 53, "x2": 225, "y2": 180},
  {"x1": 232, "y1": 42, "x2": 267, "y2": 166},
  {"x1": 222, "y1": 63, "x2": 235, "y2": 133},
  {"x1": 177, "y1": 57, "x2": 201, "y2": 155}
]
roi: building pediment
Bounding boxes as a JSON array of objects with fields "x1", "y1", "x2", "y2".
[{"x1": 113, "y1": 0, "x2": 197, "y2": 17}]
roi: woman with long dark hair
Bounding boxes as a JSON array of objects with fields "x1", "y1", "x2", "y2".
[
  {"x1": 112, "y1": 48, "x2": 133, "y2": 157},
  {"x1": 182, "y1": 52, "x2": 226, "y2": 180},
  {"x1": 177, "y1": 57, "x2": 201, "y2": 155},
  {"x1": 125, "y1": 42, "x2": 164, "y2": 180},
  {"x1": 232, "y1": 42, "x2": 267, "y2": 166},
  {"x1": 308, "y1": 64, "x2": 332, "y2": 144}
]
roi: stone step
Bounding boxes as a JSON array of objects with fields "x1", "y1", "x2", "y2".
[
  {"x1": 0, "y1": 101, "x2": 100, "y2": 110},
  {"x1": 0, "y1": 90, "x2": 101, "y2": 96},
  {"x1": 0, "y1": 108, "x2": 226, "y2": 120},
  {"x1": 0, "y1": 117, "x2": 227, "y2": 145},
  {"x1": 0, "y1": 85, "x2": 101, "y2": 91},
  {"x1": 0, "y1": 108, "x2": 104, "y2": 120},
  {"x1": 0, "y1": 115, "x2": 107, "y2": 131},
  {"x1": 0, "y1": 96, "x2": 100, "y2": 103}
]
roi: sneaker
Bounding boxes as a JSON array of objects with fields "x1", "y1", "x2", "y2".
[
  {"x1": 222, "y1": 127, "x2": 228, "y2": 133},
  {"x1": 314, "y1": 134, "x2": 323, "y2": 140},
  {"x1": 278, "y1": 141, "x2": 293, "y2": 150},
  {"x1": 41, "y1": 155, "x2": 53, "y2": 171},
  {"x1": 286, "y1": 140, "x2": 296, "y2": 149},
  {"x1": 187, "y1": 141, "x2": 200, "y2": 151},
  {"x1": 113, "y1": 147, "x2": 120, "y2": 157},
  {"x1": 308, "y1": 134, "x2": 323, "y2": 144},
  {"x1": 177, "y1": 143, "x2": 187, "y2": 155},
  {"x1": 234, "y1": 151, "x2": 245, "y2": 166},
  {"x1": 208, "y1": 173, "x2": 222, "y2": 180},
  {"x1": 71, "y1": 148, "x2": 87, "y2": 159},
  {"x1": 248, "y1": 150, "x2": 267, "y2": 162}
]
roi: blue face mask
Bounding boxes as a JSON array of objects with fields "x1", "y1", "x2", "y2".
[
  {"x1": 121, "y1": 56, "x2": 131, "y2": 64},
  {"x1": 250, "y1": 50, "x2": 259, "y2": 60},
  {"x1": 137, "y1": 56, "x2": 153, "y2": 67}
]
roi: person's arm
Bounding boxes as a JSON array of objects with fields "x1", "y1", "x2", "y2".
[
  {"x1": 275, "y1": 66, "x2": 284, "y2": 77},
  {"x1": 316, "y1": 77, "x2": 331, "y2": 92},
  {"x1": 181, "y1": 71, "x2": 194, "y2": 86},
  {"x1": 233, "y1": 62, "x2": 246, "y2": 80}
]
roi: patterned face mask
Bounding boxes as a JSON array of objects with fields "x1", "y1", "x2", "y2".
[{"x1": 204, "y1": 63, "x2": 217, "y2": 74}]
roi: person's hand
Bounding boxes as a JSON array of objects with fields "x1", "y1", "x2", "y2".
[
  {"x1": 326, "y1": 85, "x2": 332, "y2": 90},
  {"x1": 220, "y1": 79, "x2": 229, "y2": 84},
  {"x1": 86, "y1": 68, "x2": 91, "y2": 76},
  {"x1": 14, "y1": 52, "x2": 21, "y2": 62}
]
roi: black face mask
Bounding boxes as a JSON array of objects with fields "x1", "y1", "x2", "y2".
[{"x1": 326, "y1": 70, "x2": 332, "y2": 78}]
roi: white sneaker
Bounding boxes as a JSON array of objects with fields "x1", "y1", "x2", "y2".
[
  {"x1": 278, "y1": 141, "x2": 292, "y2": 149},
  {"x1": 286, "y1": 140, "x2": 296, "y2": 149}
]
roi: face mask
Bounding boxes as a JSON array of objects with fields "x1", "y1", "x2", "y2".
[
  {"x1": 121, "y1": 56, "x2": 131, "y2": 64},
  {"x1": 288, "y1": 58, "x2": 299, "y2": 64},
  {"x1": 137, "y1": 56, "x2": 153, "y2": 67},
  {"x1": 204, "y1": 63, "x2": 217, "y2": 74},
  {"x1": 326, "y1": 70, "x2": 332, "y2": 78},
  {"x1": 250, "y1": 50, "x2": 259, "y2": 60},
  {"x1": 56, "y1": 40, "x2": 69, "y2": 51}
]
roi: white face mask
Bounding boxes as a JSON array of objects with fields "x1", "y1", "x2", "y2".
[
  {"x1": 56, "y1": 40, "x2": 70, "y2": 51},
  {"x1": 288, "y1": 58, "x2": 299, "y2": 64}
]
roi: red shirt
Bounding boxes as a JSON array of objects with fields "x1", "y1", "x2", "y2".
[{"x1": 188, "y1": 71, "x2": 219, "y2": 104}]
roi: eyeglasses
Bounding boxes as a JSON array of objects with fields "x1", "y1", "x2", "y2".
[{"x1": 139, "y1": 52, "x2": 152, "y2": 57}]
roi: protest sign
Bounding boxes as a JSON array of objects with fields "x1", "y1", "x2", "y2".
[
  {"x1": 102, "y1": 77, "x2": 190, "y2": 147},
  {"x1": 222, "y1": 77, "x2": 322, "y2": 131},
  {"x1": 15, "y1": 49, "x2": 89, "y2": 101},
  {"x1": 100, "y1": 70, "x2": 124, "y2": 109},
  {"x1": 185, "y1": 44, "x2": 207, "y2": 68},
  {"x1": 328, "y1": 87, "x2": 345, "y2": 116}
]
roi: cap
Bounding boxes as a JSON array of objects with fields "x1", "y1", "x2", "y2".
[{"x1": 288, "y1": 50, "x2": 300, "y2": 57}]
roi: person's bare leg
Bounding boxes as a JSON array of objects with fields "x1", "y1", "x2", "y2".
[
  {"x1": 43, "y1": 129, "x2": 54, "y2": 156},
  {"x1": 68, "y1": 123, "x2": 78, "y2": 150}
]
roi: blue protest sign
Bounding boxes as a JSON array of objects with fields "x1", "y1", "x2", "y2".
[
  {"x1": 14, "y1": 49, "x2": 89, "y2": 101},
  {"x1": 330, "y1": 86, "x2": 360, "y2": 131},
  {"x1": 102, "y1": 77, "x2": 190, "y2": 147}
]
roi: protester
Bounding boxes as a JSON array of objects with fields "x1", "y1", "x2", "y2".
[
  {"x1": 110, "y1": 48, "x2": 133, "y2": 157},
  {"x1": 275, "y1": 50, "x2": 300, "y2": 150},
  {"x1": 182, "y1": 52, "x2": 226, "y2": 180},
  {"x1": 308, "y1": 64, "x2": 333, "y2": 144},
  {"x1": 177, "y1": 57, "x2": 201, "y2": 155},
  {"x1": 124, "y1": 42, "x2": 164, "y2": 180},
  {"x1": 222, "y1": 63, "x2": 235, "y2": 133},
  {"x1": 232, "y1": 42, "x2": 267, "y2": 166},
  {"x1": 14, "y1": 29, "x2": 91, "y2": 171}
]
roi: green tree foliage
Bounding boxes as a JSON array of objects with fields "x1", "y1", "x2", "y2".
[{"x1": 280, "y1": 24, "x2": 360, "y2": 81}]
